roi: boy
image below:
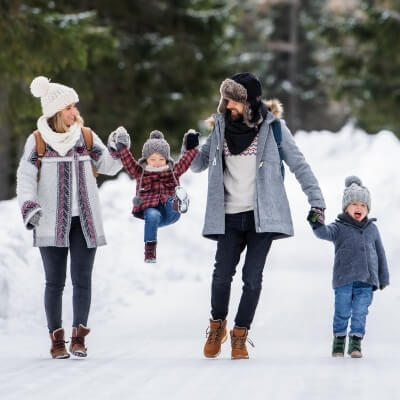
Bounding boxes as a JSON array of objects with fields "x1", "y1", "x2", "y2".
[{"x1": 308, "y1": 176, "x2": 389, "y2": 358}]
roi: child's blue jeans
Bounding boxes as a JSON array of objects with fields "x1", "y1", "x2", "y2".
[
  {"x1": 143, "y1": 197, "x2": 180, "y2": 242},
  {"x1": 333, "y1": 281, "x2": 373, "y2": 337}
]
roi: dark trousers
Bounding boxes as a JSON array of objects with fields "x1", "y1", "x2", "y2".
[
  {"x1": 211, "y1": 211, "x2": 274, "y2": 329},
  {"x1": 39, "y1": 217, "x2": 96, "y2": 332}
]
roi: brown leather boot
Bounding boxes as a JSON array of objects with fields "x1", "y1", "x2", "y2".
[
  {"x1": 231, "y1": 326, "x2": 252, "y2": 360},
  {"x1": 69, "y1": 324, "x2": 90, "y2": 357},
  {"x1": 144, "y1": 241, "x2": 157, "y2": 263},
  {"x1": 203, "y1": 319, "x2": 227, "y2": 358},
  {"x1": 49, "y1": 328, "x2": 70, "y2": 359}
]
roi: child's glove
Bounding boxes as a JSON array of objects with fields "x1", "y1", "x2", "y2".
[
  {"x1": 380, "y1": 284, "x2": 387, "y2": 291},
  {"x1": 108, "y1": 126, "x2": 131, "y2": 151},
  {"x1": 27, "y1": 209, "x2": 42, "y2": 230},
  {"x1": 307, "y1": 207, "x2": 325, "y2": 229},
  {"x1": 182, "y1": 129, "x2": 200, "y2": 151}
]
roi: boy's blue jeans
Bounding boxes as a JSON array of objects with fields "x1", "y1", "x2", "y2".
[
  {"x1": 143, "y1": 197, "x2": 180, "y2": 242},
  {"x1": 333, "y1": 281, "x2": 373, "y2": 337}
]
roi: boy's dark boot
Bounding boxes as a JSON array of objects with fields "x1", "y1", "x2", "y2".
[
  {"x1": 348, "y1": 335, "x2": 362, "y2": 358},
  {"x1": 49, "y1": 328, "x2": 70, "y2": 359},
  {"x1": 144, "y1": 241, "x2": 157, "y2": 263},
  {"x1": 203, "y1": 319, "x2": 227, "y2": 358},
  {"x1": 70, "y1": 324, "x2": 90, "y2": 357},
  {"x1": 332, "y1": 335, "x2": 346, "y2": 357},
  {"x1": 230, "y1": 326, "x2": 251, "y2": 360}
]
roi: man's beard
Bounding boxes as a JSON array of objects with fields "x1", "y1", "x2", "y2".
[{"x1": 227, "y1": 109, "x2": 243, "y2": 122}]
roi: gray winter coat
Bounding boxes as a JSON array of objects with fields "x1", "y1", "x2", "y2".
[
  {"x1": 314, "y1": 217, "x2": 390, "y2": 290},
  {"x1": 191, "y1": 110, "x2": 326, "y2": 240}
]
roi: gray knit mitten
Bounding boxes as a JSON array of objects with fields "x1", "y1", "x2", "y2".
[
  {"x1": 27, "y1": 210, "x2": 42, "y2": 230},
  {"x1": 108, "y1": 126, "x2": 131, "y2": 151}
]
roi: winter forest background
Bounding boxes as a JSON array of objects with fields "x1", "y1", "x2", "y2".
[
  {"x1": 1, "y1": 0, "x2": 400, "y2": 199},
  {"x1": 1, "y1": 1, "x2": 400, "y2": 399}
]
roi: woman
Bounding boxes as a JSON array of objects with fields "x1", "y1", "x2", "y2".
[{"x1": 16, "y1": 76, "x2": 129, "y2": 359}]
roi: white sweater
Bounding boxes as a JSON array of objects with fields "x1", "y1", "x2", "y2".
[{"x1": 16, "y1": 130, "x2": 122, "y2": 248}]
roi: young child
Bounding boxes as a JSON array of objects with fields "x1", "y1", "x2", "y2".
[
  {"x1": 308, "y1": 176, "x2": 389, "y2": 358},
  {"x1": 110, "y1": 127, "x2": 199, "y2": 263}
]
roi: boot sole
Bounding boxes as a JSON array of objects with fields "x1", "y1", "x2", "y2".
[
  {"x1": 231, "y1": 355, "x2": 249, "y2": 360},
  {"x1": 349, "y1": 351, "x2": 362, "y2": 358},
  {"x1": 71, "y1": 351, "x2": 87, "y2": 358},
  {"x1": 332, "y1": 353, "x2": 344, "y2": 357},
  {"x1": 204, "y1": 334, "x2": 227, "y2": 358},
  {"x1": 52, "y1": 354, "x2": 70, "y2": 359}
]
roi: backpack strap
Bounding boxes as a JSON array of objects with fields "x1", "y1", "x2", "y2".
[
  {"x1": 33, "y1": 130, "x2": 46, "y2": 182},
  {"x1": 271, "y1": 119, "x2": 285, "y2": 179},
  {"x1": 81, "y1": 127, "x2": 98, "y2": 178}
]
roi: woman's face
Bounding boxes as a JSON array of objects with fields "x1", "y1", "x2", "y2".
[{"x1": 60, "y1": 103, "x2": 78, "y2": 127}]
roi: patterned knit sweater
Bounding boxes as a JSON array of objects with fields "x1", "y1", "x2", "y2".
[{"x1": 16, "y1": 130, "x2": 122, "y2": 248}]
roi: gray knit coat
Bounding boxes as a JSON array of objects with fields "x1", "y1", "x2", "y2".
[
  {"x1": 16, "y1": 130, "x2": 122, "y2": 248},
  {"x1": 313, "y1": 217, "x2": 390, "y2": 290},
  {"x1": 191, "y1": 112, "x2": 326, "y2": 240}
]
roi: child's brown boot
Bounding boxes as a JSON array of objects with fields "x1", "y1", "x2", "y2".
[
  {"x1": 203, "y1": 319, "x2": 227, "y2": 358},
  {"x1": 49, "y1": 328, "x2": 70, "y2": 359},
  {"x1": 144, "y1": 241, "x2": 157, "y2": 263},
  {"x1": 231, "y1": 326, "x2": 253, "y2": 360},
  {"x1": 70, "y1": 324, "x2": 90, "y2": 357}
]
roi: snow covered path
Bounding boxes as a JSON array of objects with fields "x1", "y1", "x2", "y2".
[{"x1": 1, "y1": 126, "x2": 399, "y2": 399}]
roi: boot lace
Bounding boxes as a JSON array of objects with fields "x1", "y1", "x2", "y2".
[
  {"x1": 53, "y1": 339, "x2": 68, "y2": 351},
  {"x1": 231, "y1": 335, "x2": 255, "y2": 350},
  {"x1": 205, "y1": 326, "x2": 224, "y2": 345},
  {"x1": 71, "y1": 336, "x2": 85, "y2": 347},
  {"x1": 350, "y1": 336, "x2": 361, "y2": 352}
]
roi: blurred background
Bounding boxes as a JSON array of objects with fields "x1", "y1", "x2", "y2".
[{"x1": 0, "y1": 0, "x2": 399, "y2": 201}]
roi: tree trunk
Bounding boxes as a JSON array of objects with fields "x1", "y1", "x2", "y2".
[
  {"x1": 288, "y1": 0, "x2": 300, "y2": 131},
  {"x1": 0, "y1": 86, "x2": 12, "y2": 200}
]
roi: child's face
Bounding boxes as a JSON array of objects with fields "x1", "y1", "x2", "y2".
[
  {"x1": 146, "y1": 152, "x2": 167, "y2": 167},
  {"x1": 345, "y1": 201, "x2": 368, "y2": 221}
]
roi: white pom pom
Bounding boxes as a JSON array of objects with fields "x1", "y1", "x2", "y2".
[
  {"x1": 150, "y1": 130, "x2": 164, "y2": 139},
  {"x1": 345, "y1": 175, "x2": 362, "y2": 187},
  {"x1": 30, "y1": 76, "x2": 50, "y2": 98}
]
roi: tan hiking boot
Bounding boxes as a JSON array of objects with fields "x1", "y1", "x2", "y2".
[
  {"x1": 231, "y1": 326, "x2": 253, "y2": 360},
  {"x1": 49, "y1": 328, "x2": 70, "y2": 359},
  {"x1": 203, "y1": 319, "x2": 227, "y2": 358},
  {"x1": 70, "y1": 324, "x2": 90, "y2": 357}
]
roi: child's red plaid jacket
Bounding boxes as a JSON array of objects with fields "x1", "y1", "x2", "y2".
[{"x1": 118, "y1": 147, "x2": 198, "y2": 216}]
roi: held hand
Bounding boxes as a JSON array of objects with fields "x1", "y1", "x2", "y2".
[
  {"x1": 183, "y1": 129, "x2": 200, "y2": 151},
  {"x1": 380, "y1": 284, "x2": 387, "y2": 291},
  {"x1": 307, "y1": 207, "x2": 325, "y2": 228},
  {"x1": 108, "y1": 126, "x2": 131, "y2": 151}
]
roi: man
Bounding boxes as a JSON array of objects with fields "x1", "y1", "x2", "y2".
[{"x1": 191, "y1": 72, "x2": 325, "y2": 359}]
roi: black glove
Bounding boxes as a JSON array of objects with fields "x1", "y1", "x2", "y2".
[
  {"x1": 307, "y1": 207, "x2": 325, "y2": 229},
  {"x1": 183, "y1": 130, "x2": 200, "y2": 151},
  {"x1": 380, "y1": 284, "x2": 387, "y2": 291}
]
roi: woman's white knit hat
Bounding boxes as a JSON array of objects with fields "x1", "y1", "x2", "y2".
[{"x1": 30, "y1": 76, "x2": 79, "y2": 118}]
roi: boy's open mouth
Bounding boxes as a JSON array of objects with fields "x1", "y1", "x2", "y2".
[{"x1": 354, "y1": 212, "x2": 362, "y2": 220}]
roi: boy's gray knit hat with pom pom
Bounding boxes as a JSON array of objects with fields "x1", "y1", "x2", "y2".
[
  {"x1": 138, "y1": 130, "x2": 174, "y2": 165},
  {"x1": 342, "y1": 176, "x2": 371, "y2": 211}
]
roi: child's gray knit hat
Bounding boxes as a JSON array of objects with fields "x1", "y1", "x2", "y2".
[
  {"x1": 138, "y1": 130, "x2": 174, "y2": 165},
  {"x1": 342, "y1": 176, "x2": 371, "y2": 211}
]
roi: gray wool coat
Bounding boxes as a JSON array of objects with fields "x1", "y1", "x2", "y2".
[
  {"x1": 313, "y1": 217, "x2": 390, "y2": 290},
  {"x1": 190, "y1": 111, "x2": 326, "y2": 240}
]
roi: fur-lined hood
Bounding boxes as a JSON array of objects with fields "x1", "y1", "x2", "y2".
[{"x1": 206, "y1": 99, "x2": 283, "y2": 129}]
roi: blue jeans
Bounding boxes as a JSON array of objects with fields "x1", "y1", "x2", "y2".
[
  {"x1": 211, "y1": 211, "x2": 274, "y2": 329},
  {"x1": 143, "y1": 197, "x2": 180, "y2": 242},
  {"x1": 333, "y1": 281, "x2": 373, "y2": 337}
]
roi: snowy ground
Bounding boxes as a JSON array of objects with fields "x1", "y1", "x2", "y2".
[{"x1": 0, "y1": 124, "x2": 399, "y2": 400}]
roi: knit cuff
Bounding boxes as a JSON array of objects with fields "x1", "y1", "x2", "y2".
[{"x1": 21, "y1": 201, "x2": 42, "y2": 230}]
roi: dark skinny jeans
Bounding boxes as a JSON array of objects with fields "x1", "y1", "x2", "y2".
[
  {"x1": 211, "y1": 211, "x2": 274, "y2": 329},
  {"x1": 39, "y1": 217, "x2": 96, "y2": 332}
]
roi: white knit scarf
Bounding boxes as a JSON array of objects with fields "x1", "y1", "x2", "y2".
[{"x1": 37, "y1": 115, "x2": 81, "y2": 156}]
